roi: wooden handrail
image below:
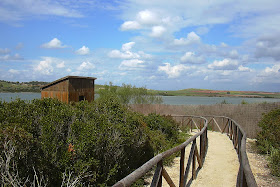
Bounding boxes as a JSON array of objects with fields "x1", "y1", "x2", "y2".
[
  {"x1": 113, "y1": 116, "x2": 208, "y2": 187},
  {"x1": 113, "y1": 115, "x2": 257, "y2": 187},
  {"x1": 202, "y1": 116, "x2": 257, "y2": 187}
]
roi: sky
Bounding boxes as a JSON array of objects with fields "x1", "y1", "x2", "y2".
[{"x1": 0, "y1": 0, "x2": 280, "y2": 92}]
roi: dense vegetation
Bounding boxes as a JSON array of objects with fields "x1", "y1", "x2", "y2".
[
  {"x1": 0, "y1": 94, "x2": 182, "y2": 186},
  {"x1": 256, "y1": 108, "x2": 280, "y2": 177},
  {"x1": 0, "y1": 80, "x2": 47, "y2": 92},
  {"x1": 99, "y1": 83, "x2": 163, "y2": 104}
]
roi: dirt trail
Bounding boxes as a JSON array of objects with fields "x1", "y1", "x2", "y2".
[
  {"x1": 190, "y1": 131, "x2": 239, "y2": 187},
  {"x1": 146, "y1": 131, "x2": 239, "y2": 186},
  {"x1": 246, "y1": 139, "x2": 280, "y2": 187}
]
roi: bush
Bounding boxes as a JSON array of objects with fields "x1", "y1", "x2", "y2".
[
  {"x1": 99, "y1": 83, "x2": 163, "y2": 104},
  {"x1": 0, "y1": 97, "x2": 180, "y2": 186},
  {"x1": 269, "y1": 147, "x2": 280, "y2": 177},
  {"x1": 256, "y1": 109, "x2": 280, "y2": 153},
  {"x1": 256, "y1": 108, "x2": 280, "y2": 176}
]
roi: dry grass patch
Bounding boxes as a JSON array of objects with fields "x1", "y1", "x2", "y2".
[{"x1": 129, "y1": 102, "x2": 280, "y2": 138}]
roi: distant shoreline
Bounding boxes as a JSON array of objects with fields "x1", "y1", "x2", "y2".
[{"x1": 1, "y1": 80, "x2": 279, "y2": 99}]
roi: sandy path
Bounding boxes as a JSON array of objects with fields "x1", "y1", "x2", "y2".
[
  {"x1": 191, "y1": 131, "x2": 239, "y2": 187},
  {"x1": 146, "y1": 131, "x2": 239, "y2": 186}
]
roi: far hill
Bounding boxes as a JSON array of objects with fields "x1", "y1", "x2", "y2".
[
  {"x1": 0, "y1": 80, "x2": 48, "y2": 93},
  {"x1": 149, "y1": 88, "x2": 280, "y2": 98},
  {"x1": 1, "y1": 80, "x2": 280, "y2": 98}
]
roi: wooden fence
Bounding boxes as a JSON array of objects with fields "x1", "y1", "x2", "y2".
[
  {"x1": 113, "y1": 116, "x2": 208, "y2": 187},
  {"x1": 204, "y1": 116, "x2": 257, "y2": 187},
  {"x1": 113, "y1": 115, "x2": 257, "y2": 187}
]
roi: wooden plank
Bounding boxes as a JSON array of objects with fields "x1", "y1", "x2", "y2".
[
  {"x1": 229, "y1": 121, "x2": 233, "y2": 140},
  {"x1": 179, "y1": 147, "x2": 185, "y2": 187},
  {"x1": 151, "y1": 162, "x2": 163, "y2": 187},
  {"x1": 213, "y1": 118, "x2": 222, "y2": 132},
  {"x1": 183, "y1": 141, "x2": 196, "y2": 186},
  {"x1": 200, "y1": 132, "x2": 204, "y2": 163},
  {"x1": 186, "y1": 118, "x2": 192, "y2": 126},
  {"x1": 207, "y1": 118, "x2": 213, "y2": 130},
  {"x1": 162, "y1": 168, "x2": 176, "y2": 187},
  {"x1": 234, "y1": 126, "x2": 238, "y2": 149},
  {"x1": 192, "y1": 149, "x2": 196, "y2": 179},
  {"x1": 222, "y1": 118, "x2": 229, "y2": 133},
  {"x1": 195, "y1": 145, "x2": 202, "y2": 168},
  {"x1": 192, "y1": 119, "x2": 199, "y2": 131}
]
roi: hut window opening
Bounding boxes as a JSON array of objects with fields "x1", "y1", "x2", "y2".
[{"x1": 79, "y1": 96, "x2": 85, "y2": 101}]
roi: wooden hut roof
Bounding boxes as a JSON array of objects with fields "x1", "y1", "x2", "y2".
[{"x1": 41, "y1": 76, "x2": 97, "y2": 90}]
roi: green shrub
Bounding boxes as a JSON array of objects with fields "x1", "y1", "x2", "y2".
[
  {"x1": 256, "y1": 108, "x2": 280, "y2": 176},
  {"x1": 256, "y1": 109, "x2": 280, "y2": 153},
  {"x1": 269, "y1": 147, "x2": 280, "y2": 177},
  {"x1": 241, "y1": 100, "x2": 248, "y2": 104},
  {"x1": 99, "y1": 83, "x2": 163, "y2": 104},
  {"x1": 0, "y1": 97, "x2": 180, "y2": 186}
]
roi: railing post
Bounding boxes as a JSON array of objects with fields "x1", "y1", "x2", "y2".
[
  {"x1": 191, "y1": 117, "x2": 193, "y2": 132},
  {"x1": 192, "y1": 139, "x2": 197, "y2": 179},
  {"x1": 200, "y1": 130, "x2": 204, "y2": 163},
  {"x1": 179, "y1": 147, "x2": 185, "y2": 187},
  {"x1": 151, "y1": 160, "x2": 163, "y2": 187}
]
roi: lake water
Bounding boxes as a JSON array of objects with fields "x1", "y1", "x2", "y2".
[{"x1": 0, "y1": 92, "x2": 280, "y2": 105}]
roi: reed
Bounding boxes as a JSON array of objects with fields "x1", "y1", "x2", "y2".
[{"x1": 129, "y1": 102, "x2": 280, "y2": 138}]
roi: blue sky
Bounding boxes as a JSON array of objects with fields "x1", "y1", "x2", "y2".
[{"x1": 1, "y1": 0, "x2": 280, "y2": 92}]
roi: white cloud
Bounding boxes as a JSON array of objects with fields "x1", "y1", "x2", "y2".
[
  {"x1": 34, "y1": 57, "x2": 53, "y2": 75},
  {"x1": 238, "y1": 65, "x2": 252, "y2": 72},
  {"x1": 0, "y1": 0, "x2": 83, "y2": 24},
  {"x1": 174, "y1": 32, "x2": 200, "y2": 45},
  {"x1": 180, "y1": 52, "x2": 205, "y2": 64},
  {"x1": 136, "y1": 10, "x2": 158, "y2": 25},
  {"x1": 204, "y1": 76, "x2": 209, "y2": 80},
  {"x1": 108, "y1": 41, "x2": 152, "y2": 60},
  {"x1": 137, "y1": 51, "x2": 152, "y2": 59},
  {"x1": 256, "y1": 64, "x2": 280, "y2": 84},
  {"x1": 221, "y1": 42, "x2": 228, "y2": 47},
  {"x1": 158, "y1": 63, "x2": 190, "y2": 78},
  {"x1": 121, "y1": 0, "x2": 280, "y2": 38},
  {"x1": 77, "y1": 61, "x2": 95, "y2": 71},
  {"x1": 208, "y1": 59, "x2": 239, "y2": 70},
  {"x1": 0, "y1": 48, "x2": 10, "y2": 54},
  {"x1": 108, "y1": 50, "x2": 140, "y2": 59},
  {"x1": 120, "y1": 21, "x2": 141, "y2": 30},
  {"x1": 0, "y1": 53, "x2": 23, "y2": 61},
  {"x1": 196, "y1": 27, "x2": 209, "y2": 35},
  {"x1": 56, "y1": 61, "x2": 65, "y2": 68},
  {"x1": 119, "y1": 59, "x2": 145, "y2": 70},
  {"x1": 255, "y1": 33, "x2": 280, "y2": 60},
  {"x1": 8, "y1": 69, "x2": 19, "y2": 74},
  {"x1": 229, "y1": 50, "x2": 239, "y2": 59},
  {"x1": 122, "y1": 42, "x2": 135, "y2": 51},
  {"x1": 149, "y1": 75, "x2": 156, "y2": 79},
  {"x1": 120, "y1": 10, "x2": 159, "y2": 31},
  {"x1": 76, "y1": 46, "x2": 90, "y2": 55},
  {"x1": 150, "y1": 26, "x2": 166, "y2": 37},
  {"x1": 264, "y1": 64, "x2": 280, "y2": 74},
  {"x1": 16, "y1": 43, "x2": 24, "y2": 50},
  {"x1": 41, "y1": 38, "x2": 67, "y2": 49}
]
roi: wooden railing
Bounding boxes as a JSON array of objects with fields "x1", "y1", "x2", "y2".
[
  {"x1": 113, "y1": 116, "x2": 208, "y2": 187},
  {"x1": 113, "y1": 115, "x2": 257, "y2": 187},
  {"x1": 203, "y1": 116, "x2": 257, "y2": 187}
]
